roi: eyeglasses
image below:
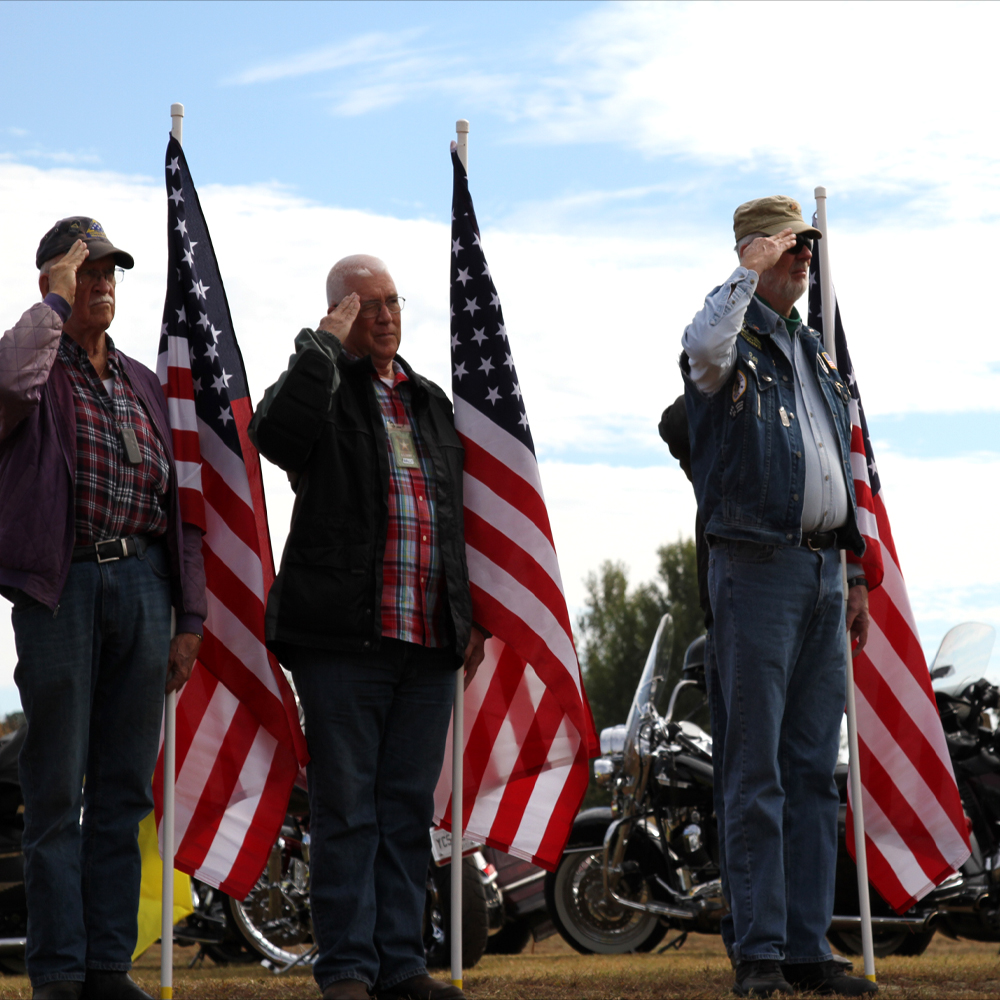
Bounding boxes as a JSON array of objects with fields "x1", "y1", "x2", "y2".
[
  {"x1": 355, "y1": 296, "x2": 405, "y2": 319},
  {"x1": 785, "y1": 235, "x2": 813, "y2": 256},
  {"x1": 76, "y1": 266, "x2": 125, "y2": 285}
]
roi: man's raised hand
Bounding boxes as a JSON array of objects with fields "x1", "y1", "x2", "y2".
[
  {"x1": 740, "y1": 228, "x2": 797, "y2": 277},
  {"x1": 318, "y1": 292, "x2": 361, "y2": 343},
  {"x1": 46, "y1": 239, "x2": 89, "y2": 306}
]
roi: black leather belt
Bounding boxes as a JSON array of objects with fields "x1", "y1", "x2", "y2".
[
  {"x1": 72, "y1": 535, "x2": 151, "y2": 564},
  {"x1": 801, "y1": 530, "x2": 837, "y2": 551}
]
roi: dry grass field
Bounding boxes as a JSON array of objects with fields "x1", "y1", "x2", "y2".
[{"x1": 2, "y1": 932, "x2": 1000, "y2": 998}]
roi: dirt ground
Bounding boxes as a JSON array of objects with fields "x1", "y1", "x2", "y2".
[{"x1": 2, "y1": 932, "x2": 1000, "y2": 998}]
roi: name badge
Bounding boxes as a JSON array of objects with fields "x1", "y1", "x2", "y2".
[
  {"x1": 120, "y1": 426, "x2": 142, "y2": 466},
  {"x1": 387, "y1": 422, "x2": 419, "y2": 469}
]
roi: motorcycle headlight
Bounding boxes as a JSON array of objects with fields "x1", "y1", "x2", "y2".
[{"x1": 593, "y1": 757, "x2": 616, "y2": 787}]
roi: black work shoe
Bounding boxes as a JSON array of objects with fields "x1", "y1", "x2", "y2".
[
  {"x1": 322, "y1": 982, "x2": 372, "y2": 1000},
  {"x1": 782, "y1": 960, "x2": 878, "y2": 995},
  {"x1": 376, "y1": 973, "x2": 465, "y2": 1000},
  {"x1": 733, "y1": 959, "x2": 794, "y2": 997},
  {"x1": 32, "y1": 984, "x2": 83, "y2": 1000},
  {"x1": 81, "y1": 971, "x2": 151, "y2": 999}
]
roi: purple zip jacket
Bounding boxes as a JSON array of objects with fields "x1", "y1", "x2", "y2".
[{"x1": 0, "y1": 296, "x2": 206, "y2": 632}]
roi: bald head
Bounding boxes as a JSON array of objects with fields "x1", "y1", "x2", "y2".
[{"x1": 326, "y1": 254, "x2": 391, "y2": 307}]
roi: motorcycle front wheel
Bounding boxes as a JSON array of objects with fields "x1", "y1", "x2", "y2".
[{"x1": 545, "y1": 850, "x2": 667, "y2": 954}]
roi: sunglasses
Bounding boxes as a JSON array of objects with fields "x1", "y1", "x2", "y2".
[{"x1": 785, "y1": 234, "x2": 814, "y2": 255}]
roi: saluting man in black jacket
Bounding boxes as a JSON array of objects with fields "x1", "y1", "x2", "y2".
[{"x1": 250, "y1": 255, "x2": 484, "y2": 1000}]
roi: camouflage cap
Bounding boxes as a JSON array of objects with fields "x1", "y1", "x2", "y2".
[
  {"x1": 733, "y1": 196, "x2": 822, "y2": 243},
  {"x1": 35, "y1": 216, "x2": 135, "y2": 270}
]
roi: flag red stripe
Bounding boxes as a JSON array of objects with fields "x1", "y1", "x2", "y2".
[
  {"x1": 464, "y1": 509, "x2": 573, "y2": 639},
  {"x1": 855, "y1": 736, "x2": 950, "y2": 881},
  {"x1": 217, "y1": 748, "x2": 299, "y2": 898},
  {"x1": 166, "y1": 365, "x2": 195, "y2": 401},
  {"x1": 459, "y1": 434, "x2": 555, "y2": 545},
  {"x1": 197, "y1": 626, "x2": 291, "y2": 745},
  {"x1": 531, "y1": 741, "x2": 591, "y2": 870},
  {"x1": 175, "y1": 703, "x2": 260, "y2": 871},
  {"x1": 201, "y1": 462, "x2": 259, "y2": 554},
  {"x1": 468, "y1": 584, "x2": 592, "y2": 748},
  {"x1": 233, "y1": 397, "x2": 276, "y2": 589},
  {"x1": 172, "y1": 428, "x2": 203, "y2": 464}
]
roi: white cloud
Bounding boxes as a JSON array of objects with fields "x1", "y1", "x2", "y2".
[
  {"x1": 224, "y1": 30, "x2": 429, "y2": 85},
  {"x1": 225, "y1": 1, "x2": 1000, "y2": 226}
]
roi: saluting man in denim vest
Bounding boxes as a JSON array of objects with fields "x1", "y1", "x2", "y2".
[{"x1": 680, "y1": 197, "x2": 876, "y2": 998}]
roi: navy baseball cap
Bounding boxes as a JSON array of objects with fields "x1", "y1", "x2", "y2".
[{"x1": 35, "y1": 216, "x2": 135, "y2": 270}]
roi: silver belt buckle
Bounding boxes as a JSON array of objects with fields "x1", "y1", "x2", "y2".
[{"x1": 96, "y1": 539, "x2": 127, "y2": 564}]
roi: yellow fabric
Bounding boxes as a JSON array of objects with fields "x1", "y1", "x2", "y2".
[{"x1": 132, "y1": 810, "x2": 195, "y2": 961}]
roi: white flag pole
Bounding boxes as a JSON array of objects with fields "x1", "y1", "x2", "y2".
[
  {"x1": 450, "y1": 117, "x2": 470, "y2": 992},
  {"x1": 159, "y1": 102, "x2": 184, "y2": 1000},
  {"x1": 814, "y1": 186, "x2": 876, "y2": 984}
]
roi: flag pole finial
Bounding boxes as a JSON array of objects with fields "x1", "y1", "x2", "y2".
[
  {"x1": 170, "y1": 103, "x2": 184, "y2": 145},
  {"x1": 814, "y1": 185, "x2": 827, "y2": 199},
  {"x1": 455, "y1": 119, "x2": 469, "y2": 173}
]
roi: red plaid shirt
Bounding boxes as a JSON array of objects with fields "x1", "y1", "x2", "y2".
[
  {"x1": 58, "y1": 334, "x2": 170, "y2": 546},
  {"x1": 370, "y1": 364, "x2": 446, "y2": 647}
]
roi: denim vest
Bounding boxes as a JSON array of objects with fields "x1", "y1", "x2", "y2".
[{"x1": 681, "y1": 295, "x2": 865, "y2": 555}]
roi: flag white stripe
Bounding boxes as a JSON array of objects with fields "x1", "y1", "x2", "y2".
[
  {"x1": 861, "y1": 622, "x2": 953, "y2": 773},
  {"x1": 197, "y1": 418, "x2": 254, "y2": 508},
  {"x1": 464, "y1": 473, "x2": 566, "y2": 595},
  {"x1": 204, "y1": 498, "x2": 265, "y2": 603},
  {"x1": 466, "y1": 546, "x2": 579, "y2": 690},
  {"x1": 854, "y1": 685, "x2": 965, "y2": 852},
  {"x1": 169, "y1": 682, "x2": 239, "y2": 847},
  {"x1": 175, "y1": 460, "x2": 203, "y2": 494},
  {"x1": 168, "y1": 396, "x2": 198, "y2": 434},
  {"x1": 204, "y1": 591, "x2": 282, "y2": 699},
  {"x1": 455, "y1": 397, "x2": 546, "y2": 500},
  {"x1": 854, "y1": 786, "x2": 939, "y2": 900},
  {"x1": 193, "y1": 727, "x2": 278, "y2": 887},
  {"x1": 505, "y1": 716, "x2": 579, "y2": 858}
]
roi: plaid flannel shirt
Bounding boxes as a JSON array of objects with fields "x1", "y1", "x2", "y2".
[
  {"x1": 371, "y1": 365, "x2": 446, "y2": 647},
  {"x1": 58, "y1": 334, "x2": 170, "y2": 546}
]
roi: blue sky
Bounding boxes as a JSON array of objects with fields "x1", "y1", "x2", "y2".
[{"x1": 0, "y1": 0, "x2": 998, "y2": 711}]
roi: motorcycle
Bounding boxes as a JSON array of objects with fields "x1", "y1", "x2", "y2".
[{"x1": 545, "y1": 615, "x2": 1000, "y2": 959}]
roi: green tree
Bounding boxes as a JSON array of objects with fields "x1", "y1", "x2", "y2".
[
  {"x1": 576, "y1": 539, "x2": 706, "y2": 807},
  {"x1": 657, "y1": 536, "x2": 705, "y2": 674}
]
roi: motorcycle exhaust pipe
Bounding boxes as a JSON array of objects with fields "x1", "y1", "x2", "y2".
[
  {"x1": 607, "y1": 889, "x2": 698, "y2": 922},
  {"x1": 828, "y1": 914, "x2": 937, "y2": 933},
  {"x1": 0, "y1": 937, "x2": 26, "y2": 953}
]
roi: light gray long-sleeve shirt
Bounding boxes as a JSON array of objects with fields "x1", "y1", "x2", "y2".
[{"x1": 682, "y1": 267, "x2": 849, "y2": 533}]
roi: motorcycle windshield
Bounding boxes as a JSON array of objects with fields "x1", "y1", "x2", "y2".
[
  {"x1": 624, "y1": 614, "x2": 674, "y2": 746},
  {"x1": 930, "y1": 622, "x2": 997, "y2": 692}
]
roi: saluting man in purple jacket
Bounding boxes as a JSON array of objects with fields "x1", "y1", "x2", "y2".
[{"x1": 0, "y1": 218, "x2": 207, "y2": 1000}]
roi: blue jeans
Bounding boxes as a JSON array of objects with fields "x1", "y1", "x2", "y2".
[
  {"x1": 707, "y1": 540, "x2": 845, "y2": 964},
  {"x1": 289, "y1": 639, "x2": 456, "y2": 992},
  {"x1": 9, "y1": 542, "x2": 172, "y2": 986}
]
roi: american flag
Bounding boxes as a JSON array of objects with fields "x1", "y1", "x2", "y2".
[
  {"x1": 154, "y1": 136, "x2": 308, "y2": 899},
  {"x1": 432, "y1": 148, "x2": 599, "y2": 871},
  {"x1": 807, "y1": 223, "x2": 970, "y2": 913}
]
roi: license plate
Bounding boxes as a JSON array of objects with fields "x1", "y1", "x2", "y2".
[{"x1": 430, "y1": 827, "x2": 481, "y2": 866}]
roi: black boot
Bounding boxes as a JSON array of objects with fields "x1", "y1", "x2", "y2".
[
  {"x1": 733, "y1": 959, "x2": 794, "y2": 997},
  {"x1": 32, "y1": 983, "x2": 83, "y2": 1000},
  {"x1": 81, "y1": 971, "x2": 152, "y2": 999},
  {"x1": 782, "y1": 960, "x2": 878, "y2": 996}
]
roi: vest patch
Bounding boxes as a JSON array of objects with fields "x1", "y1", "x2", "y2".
[
  {"x1": 821, "y1": 351, "x2": 838, "y2": 371},
  {"x1": 732, "y1": 370, "x2": 747, "y2": 403},
  {"x1": 740, "y1": 325, "x2": 763, "y2": 350}
]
